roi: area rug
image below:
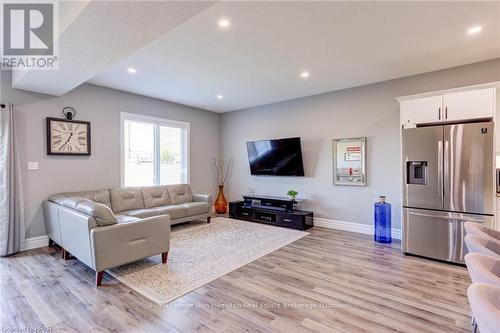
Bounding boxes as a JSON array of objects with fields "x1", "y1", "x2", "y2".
[{"x1": 107, "y1": 217, "x2": 308, "y2": 304}]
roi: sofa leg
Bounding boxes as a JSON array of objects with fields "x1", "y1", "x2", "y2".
[
  {"x1": 62, "y1": 248, "x2": 70, "y2": 260},
  {"x1": 95, "y1": 271, "x2": 104, "y2": 287},
  {"x1": 207, "y1": 216, "x2": 211, "y2": 223},
  {"x1": 162, "y1": 252, "x2": 169, "y2": 264},
  {"x1": 48, "y1": 239, "x2": 54, "y2": 247}
]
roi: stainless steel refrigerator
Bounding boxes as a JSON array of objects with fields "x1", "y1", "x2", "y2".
[{"x1": 402, "y1": 122, "x2": 495, "y2": 264}]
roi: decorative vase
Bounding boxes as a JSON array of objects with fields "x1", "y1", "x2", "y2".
[
  {"x1": 215, "y1": 185, "x2": 228, "y2": 214},
  {"x1": 374, "y1": 196, "x2": 392, "y2": 243}
]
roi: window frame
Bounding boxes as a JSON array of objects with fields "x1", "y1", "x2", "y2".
[{"x1": 120, "y1": 112, "x2": 190, "y2": 187}]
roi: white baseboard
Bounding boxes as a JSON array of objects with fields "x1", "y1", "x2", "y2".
[
  {"x1": 314, "y1": 217, "x2": 402, "y2": 240},
  {"x1": 21, "y1": 235, "x2": 49, "y2": 251},
  {"x1": 18, "y1": 219, "x2": 401, "y2": 252}
]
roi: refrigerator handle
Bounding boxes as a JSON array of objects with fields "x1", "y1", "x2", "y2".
[
  {"x1": 438, "y1": 107, "x2": 441, "y2": 120},
  {"x1": 438, "y1": 139, "x2": 443, "y2": 203},
  {"x1": 408, "y1": 212, "x2": 486, "y2": 223},
  {"x1": 443, "y1": 137, "x2": 450, "y2": 210}
]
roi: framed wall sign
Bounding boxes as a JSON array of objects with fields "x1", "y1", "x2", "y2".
[
  {"x1": 333, "y1": 137, "x2": 366, "y2": 186},
  {"x1": 46, "y1": 117, "x2": 91, "y2": 155}
]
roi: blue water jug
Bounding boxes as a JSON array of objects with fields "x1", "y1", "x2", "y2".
[{"x1": 374, "y1": 196, "x2": 391, "y2": 243}]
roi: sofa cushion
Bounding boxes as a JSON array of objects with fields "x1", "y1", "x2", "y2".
[
  {"x1": 60, "y1": 197, "x2": 92, "y2": 209},
  {"x1": 110, "y1": 187, "x2": 144, "y2": 213},
  {"x1": 157, "y1": 205, "x2": 188, "y2": 220},
  {"x1": 121, "y1": 205, "x2": 188, "y2": 220},
  {"x1": 181, "y1": 202, "x2": 210, "y2": 216},
  {"x1": 74, "y1": 200, "x2": 117, "y2": 227},
  {"x1": 167, "y1": 184, "x2": 193, "y2": 204},
  {"x1": 141, "y1": 186, "x2": 171, "y2": 208},
  {"x1": 120, "y1": 208, "x2": 160, "y2": 219},
  {"x1": 115, "y1": 215, "x2": 141, "y2": 224},
  {"x1": 49, "y1": 190, "x2": 112, "y2": 208}
]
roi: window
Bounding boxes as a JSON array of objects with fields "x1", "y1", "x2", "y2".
[{"x1": 121, "y1": 113, "x2": 189, "y2": 187}]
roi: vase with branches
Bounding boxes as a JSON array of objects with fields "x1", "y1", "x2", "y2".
[{"x1": 212, "y1": 158, "x2": 232, "y2": 214}]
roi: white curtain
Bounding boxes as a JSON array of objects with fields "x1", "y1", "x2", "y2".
[{"x1": 0, "y1": 103, "x2": 25, "y2": 256}]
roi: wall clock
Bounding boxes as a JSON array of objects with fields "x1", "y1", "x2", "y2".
[{"x1": 46, "y1": 117, "x2": 91, "y2": 155}]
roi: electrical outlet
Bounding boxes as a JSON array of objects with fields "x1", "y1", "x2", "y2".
[{"x1": 28, "y1": 162, "x2": 39, "y2": 170}]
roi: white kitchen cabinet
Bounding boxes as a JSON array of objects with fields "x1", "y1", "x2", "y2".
[
  {"x1": 399, "y1": 86, "x2": 496, "y2": 126},
  {"x1": 443, "y1": 88, "x2": 495, "y2": 122},
  {"x1": 400, "y1": 95, "x2": 443, "y2": 125}
]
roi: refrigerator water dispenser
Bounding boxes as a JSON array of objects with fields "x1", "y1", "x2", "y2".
[{"x1": 407, "y1": 161, "x2": 427, "y2": 185}]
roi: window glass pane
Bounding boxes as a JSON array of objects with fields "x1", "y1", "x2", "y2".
[
  {"x1": 122, "y1": 115, "x2": 188, "y2": 187},
  {"x1": 124, "y1": 120, "x2": 155, "y2": 186},
  {"x1": 159, "y1": 125, "x2": 184, "y2": 184}
]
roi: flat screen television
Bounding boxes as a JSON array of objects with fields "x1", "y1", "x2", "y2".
[{"x1": 246, "y1": 137, "x2": 305, "y2": 176}]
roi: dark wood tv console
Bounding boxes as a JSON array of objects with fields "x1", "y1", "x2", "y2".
[{"x1": 229, "y1": 195, "x2": 313, "y2": 230}]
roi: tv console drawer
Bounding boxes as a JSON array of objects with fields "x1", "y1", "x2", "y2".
[
  {"x1": 276, "y1": 215, "x2": 303, "y2": 229},
  {"x1": 255, "y1": 211, "x2": 277, "y2": 224},
  {"x1": 237, "y1": 208, "x2": 253, "y2": 221}
]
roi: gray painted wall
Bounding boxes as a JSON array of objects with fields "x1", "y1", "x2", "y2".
[
  {"x1": 221, "y1": 58, "x2": 500, "y2": 229},
  {"x1": 2, "y1": 58, "x2": 499, "y2": 239},
  {"x1": 1, "y1": 71, "x2": 221, "y2": 238}
]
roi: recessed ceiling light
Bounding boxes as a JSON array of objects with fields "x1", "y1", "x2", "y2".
[
  {"x1": 300, "y1": 71, "x2": 310, "y2": 79},
  {"x1": 217, "y1": 95, "x2": 224, "y2": 100},
  {"x1": 127, "y1": 67, "x2": 137, "y2": 74},
  {"x1": 218, "y1": 19, "x2": 230, "y2": 28},
  {"x1": 467, "y1": 25, "x2": 482, "y2": 35}
]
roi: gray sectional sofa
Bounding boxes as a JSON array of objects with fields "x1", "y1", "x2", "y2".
[{"x1": 43, "y1": 184, "x2": 212, "y2": 286}]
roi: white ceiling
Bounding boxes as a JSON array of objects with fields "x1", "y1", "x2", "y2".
[
  {"x1": 13, "y1": 1, "x2": 500, "y2": 112},
  {"x1": 12, "y1": 1, "x2": 214, "y2": 95}
]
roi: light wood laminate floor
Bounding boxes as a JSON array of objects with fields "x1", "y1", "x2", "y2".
[{"x1": 0, "y1": 224, "x2": 472, "y2": 333}]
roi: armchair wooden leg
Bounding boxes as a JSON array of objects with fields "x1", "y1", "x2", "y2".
[
  {"x1": 162, "y1": 252, "x2": 169, "y2": 264},
  {"x1": 95, "y1": 271, "x2": 104, "y2": 287},
  {"x1": 207, "y1": 216, "x2": 211, "y2": 223},
  {"x1": 62, "y1": 248, "x2": 70, "y2": 260}
]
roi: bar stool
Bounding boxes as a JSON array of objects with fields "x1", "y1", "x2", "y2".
[
  {"x1": 464, "y1": 253, "x2": 500, "y2": 285},
  {"x1": 467, "y1": 283, "x2": 500, "y2": 333},
  {"x1": 464, "y1": 222, "x2": 500, "y2": 242},
  {"x1": 464, "y1": 235, "x2": 500, "y2": 257}
]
